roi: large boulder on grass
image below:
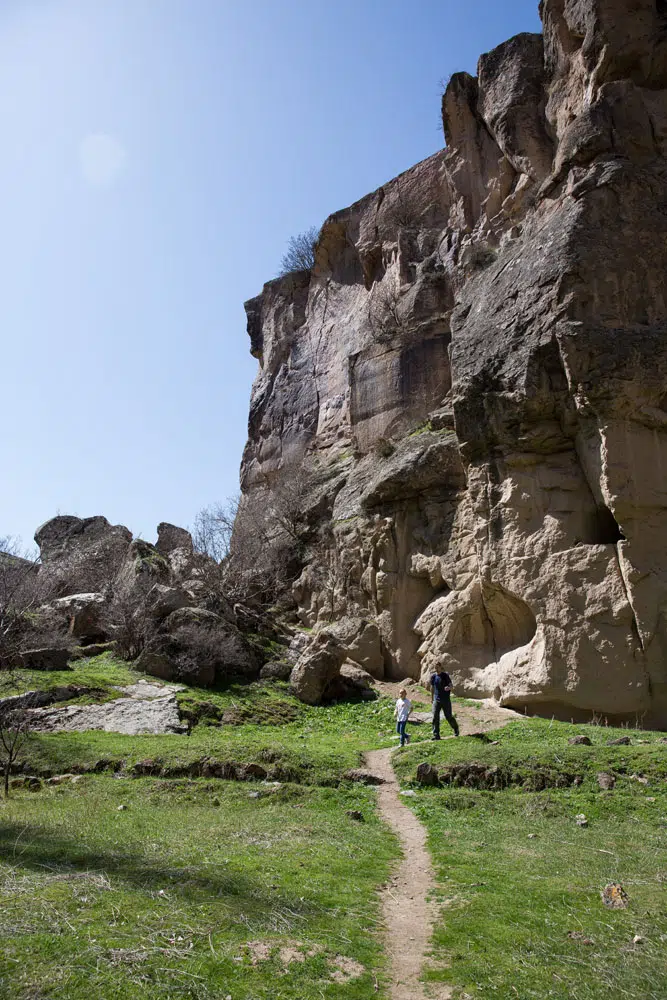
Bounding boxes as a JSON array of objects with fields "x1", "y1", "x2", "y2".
[
  {"x1": 17, "y1": 646, "x2": 71, "y2": 671},
  {"x1": 326, "y1": 617, "x2": 386, "y2": 679},
  {"x1": 289, "y1": 631, "x2": 346, "y2": 705}
]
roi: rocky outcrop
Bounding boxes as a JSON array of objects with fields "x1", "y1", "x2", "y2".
[
  {"x1": 6, "y1": 514, "x2": 262, "y2": 688},
  {"x1": 236, "y1": 0, "x2": 667, "y2": 725}
]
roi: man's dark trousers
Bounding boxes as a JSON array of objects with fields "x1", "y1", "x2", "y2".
[{"x1": 432, "y1": 696, "x2": 459, "y2": 738}]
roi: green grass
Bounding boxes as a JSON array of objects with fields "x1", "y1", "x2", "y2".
[
  {"x1": 4, "y1": 657, "x2": 666, "y2": 999},
  {"x1": 393, "y1": 718, "x2": 667, "y2": 999},
  {"x1": 0, "y1": 777, "x2": 399, "y2": 999},
  {"x1": 13, "y1": 661, "x2": 398, "y2": 785},
  {"x1": 0, "y1": 653, "x2": 140, "y2": 699}
]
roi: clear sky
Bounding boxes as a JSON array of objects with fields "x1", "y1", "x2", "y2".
[{"x1": 1, "y1": 0, "x2": 541, "y2": 549}]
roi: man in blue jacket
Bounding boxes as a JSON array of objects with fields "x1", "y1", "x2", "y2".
[{"x1": 430, "y1": 668, "x2": 460, "y2": 739}]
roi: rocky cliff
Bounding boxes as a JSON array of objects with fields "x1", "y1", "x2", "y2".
[{"x1": 236, "y1": 0, "x2": 667, "y2": 725}]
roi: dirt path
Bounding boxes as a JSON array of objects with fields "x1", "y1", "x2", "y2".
[
  {"x1": 364, "y1": 747, "x2": 451, "y2": 1000},
  {"x1": 364, "y1": 696, "x2": 520, "y2": 998}
]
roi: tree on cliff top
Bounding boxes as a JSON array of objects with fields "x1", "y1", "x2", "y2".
[{"x1": 278, "y1": 226, "x2": 320, "y2": 275}]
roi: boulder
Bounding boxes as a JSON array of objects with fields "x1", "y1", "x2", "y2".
[
  {"x1": 48, "y1": 592, "x2": 107, "y2": 641},
  {"x1": 16, "y1": 647, "x2": 71, "y2": 672},
  {"x1": 326, "y1": 617, "x2": 386, "y2": 679},
  {"x1": 339, "y1": 662, "x2": 376, "y2": 690},
  {"x1": 289, "y1": 632, "x2": 346, "y2": 705},
  {"x1": 343, "y1": 769, "x2": 384, "y2": 785},
  {"x1": 147, "y1": 584, "x2": 192, "y2": 622},
  {"x1": 34, "y1": 516, "x2": 132, "y2": 595},
  {"x1": 155, "y1": 523, "x2": 194, "y2": 557},
  {"x1": 161, "y1": 606, "x2": 220, "y2": 632},
  {"x1": 569, "y1": 736, "x2": 592, "y2": 746},
  {"x1": 260, "y1": 660, "x2": 292, "y2": 681},
  {"x1": 135, "y1": 649, "x2": 215, "y2": 688},
  {"x1": 155, "y1": 522, "x2": 197, "y2": 577},
  {"x1": 416, "y1": 763, "x2": 440, "y2": 786}
]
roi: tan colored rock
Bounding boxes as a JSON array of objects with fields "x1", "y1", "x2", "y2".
[
  {"x1": 289, "y1": 632, "x2": 345, "y2": 705},
  {"x1": 235, "y1": 0, "x2": 667, "y2": 726}
]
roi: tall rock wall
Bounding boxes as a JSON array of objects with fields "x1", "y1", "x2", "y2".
[{"x1": 236, "y1": 0, "x2": 667, "y2": 725}]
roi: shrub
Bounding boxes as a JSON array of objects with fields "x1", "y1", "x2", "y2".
[{"x1": 278, "y1": 226, "x2": 320, "y2": 275}]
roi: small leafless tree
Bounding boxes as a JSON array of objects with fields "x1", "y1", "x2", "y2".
[
  {"x1": 0, "y1": 703, "x2": 32, "y2": 798},
  {"x1": 383, "y1": 187, "x2": 423, "y2": 231},
  {"x1": 278, "y1": 226, "x2": 320, "y2": 275},
  {"x1": 368, "y1": 280, "x2": 405, "y2": 343},
  {"x1": 192, "y1": 496, "x2": 240, "y2": 563}
]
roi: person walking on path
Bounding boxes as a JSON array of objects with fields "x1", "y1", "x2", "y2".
[
  {"x1": 430, "y1": 668, "x2": 459, "y2": 739},
  {"x1": 394, "y1": 687, "x2": 413, "y2": 747}
]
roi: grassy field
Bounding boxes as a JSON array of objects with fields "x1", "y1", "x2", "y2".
[
  {"x1": 2, "y1": 657, "x2": 666, "y2": 999},
  {"x1": 0, "y1": 776, "x2": 398, "y2": 1000},
  {"x1": 3, "y1": 654, "x2": 398, "y2": 785},
  {"x1": 394, "y1": 719, "x2": 667, "y2": 1000}
]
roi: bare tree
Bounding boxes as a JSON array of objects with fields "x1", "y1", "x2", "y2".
[
  {"x1": 192, "y1": 496, "x2": 240, "y2": 563},
  {"x1": 278, "y1": 226, "x2": 320, "y2": 276},
  {"x1": 0, "y1": 705, "x2": 32, "y2": 798},
  {"x1": 368, "y1": 279, "x2": 405, "y2": 343}
]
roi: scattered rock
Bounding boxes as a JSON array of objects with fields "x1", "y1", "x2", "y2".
[
  {"x1": 607, "y1": 736, "x2": 631, "y2": 746},
  {"x1": 9, "y1": 776, "x2": 41, "y2": 791},
  {"x1": 597, "y1": 772, "x2": 615, "y2": 790},
  {"x1": 238, "y1": 763, "x2": 268, "y2": 781},
  {"x1": 117, "y1": 804, "x2": 128, "y2": 811},
  {"x1": 567, "y1": 931, "x2": 594, "y2": 945},
  {"x1": 630, "y1": 773, "x2": 649, "y2": 785},
  {"x1": 601, "y1": 883, "x2": 628, "y2": 909},
  {"x1": 416, "y1": 762, "x2": 440, "y2": 786},
  {"x1": 46, "y1": 774, "x2": 77, "y2": 786},
  {"x1": 259, "y1": 661, "x2": 292, "y2": 681},
  {"x1": 569, "y1": 735, "x2": 592, "y2": 746},
  {"x1": 400, "y1": 789, "x2": 417, "y2": 798},
  {"x1": 346, "y1": 810, "x2": 364, "y2": 822},
  {"x1": 15, "y1": 647, "x2": 71, "y2": 672},
  {"x1": 343, "y1": 769, "x2": 384, "y2": 785},
  {"x1": 575, "y1": 813, "x2": 588, "y2": 827}
]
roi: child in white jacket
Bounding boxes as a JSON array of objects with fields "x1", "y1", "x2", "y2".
[{"x1": 394, "y1": 687, "x2": 412, "y2": 746}]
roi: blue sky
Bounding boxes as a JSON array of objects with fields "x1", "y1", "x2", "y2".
[{"x1": 1, "y1": 0, "x2": 541, "y2": 549}]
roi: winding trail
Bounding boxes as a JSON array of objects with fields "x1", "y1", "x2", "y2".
[{"x1": 364, "y1": 748, "x2": 451, "y2": 1000}]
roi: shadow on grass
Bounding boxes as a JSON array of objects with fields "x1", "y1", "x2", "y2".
[{"x1": 0, "y1": 819, "x2": 317, "y2": 917}]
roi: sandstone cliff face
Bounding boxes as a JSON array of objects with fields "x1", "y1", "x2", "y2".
[{"x1": 237, "y1": 0, "x2": 667, "y2": 725}]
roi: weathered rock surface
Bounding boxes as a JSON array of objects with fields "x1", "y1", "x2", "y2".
[
  {"x1": 289, "y1": 632, "x2": 346, "y2": 705},
  {"x1": 27, "y1": 681, "x2": 186, "y2": 736},
  {"x1": 235, "y1": 0, "x2": 667, "y2": 725}
]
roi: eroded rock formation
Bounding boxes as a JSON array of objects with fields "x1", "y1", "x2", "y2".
[{"x1": 237, "y1": 0, "x2": 667, "y2": 725}]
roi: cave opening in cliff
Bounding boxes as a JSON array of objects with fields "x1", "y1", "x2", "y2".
[{"x1": 584, "y1": 505, "x2": 626, "y2": 544}]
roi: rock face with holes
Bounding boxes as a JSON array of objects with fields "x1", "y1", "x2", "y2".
[{"x1": 236, "y1": 0, "x2": 667, "y2": 725}]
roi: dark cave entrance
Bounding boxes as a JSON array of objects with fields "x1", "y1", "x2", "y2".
[{"x1": 583, "y1": 505, "x2": 626, "y2": 545}]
